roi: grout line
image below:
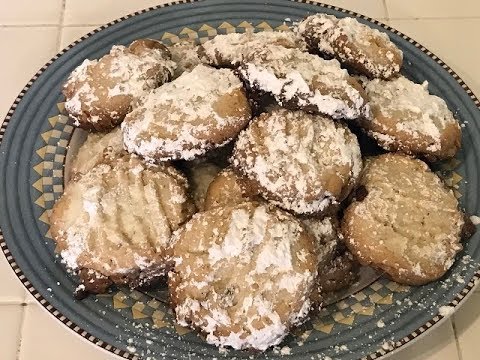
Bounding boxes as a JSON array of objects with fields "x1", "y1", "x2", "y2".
[
  {"x1": 56, "y1": 0, "x2": 67, "y2": 51},
  {"x1": 389, "y1": 16, "x2": 480, "y2": 20},
  {"x1": 0, "y1": 24, "x2": 58, "y2": 28},
  {"x1": 382, "y1": 0, "x2": 390, "y2": 21},
  {"x1": 0, "y1": 299, "x2": 28, "y2": 305},
  {"x1": 15, "y1": 304, "x2": 28, "y2": 360},
  {"x1": 0, "y1": 23, "x2": 104, "y2": 28},
  {"x1": 0, "y1": 17, "x2": 479, "y2": 28},
  {"x1": 451, "y1": 317, "x2": 464, "y2": 360},
  {"x1": 62, "y1": 23, "x2": 105, "y2": 27}
]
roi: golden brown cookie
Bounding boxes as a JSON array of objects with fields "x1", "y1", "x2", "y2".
[
  {"x1": 341, "y1": 153, "x2": 464, "y2": 285},
  {"x1": 203, "y1": 167, "x2": 261, "y2": 210},
  {"x1": 360, "y1": 76, "x2": 461, "y2": 161},
  {"x1": 298, "y1": 14, "x2": 403, "y2": 79},
  {"x1": 302, "y1": 217, "x2": 340, "y2": 267},
  {"x1": 238, "y1": 44, "x2": 370, "y2": 120},
  {"x1": 169, "y1": 40, "x2": 202, "y2": 79},
  {"x1": 202, "y1": 168, "x2": 359, "y2": 295},
  {"x1": 198, "y1": 30, "x2": 303, "y2": 67},
  {"x1": 50, "y1": 155, "x2": 195, "y2": 293},
  {"x1": 317, "y1": 250, "x2": 358, "y2": 294},
  {"x1": 232, "y1": 108, "x2": 362, "y2": 215},
  {"x1": 63, "y1": 39, "x2": 175, "y2": 131},
  {"x1": 68, "y1": 126, "x2": 125, "y2": 178},
  {"x1": 169, "y1": 201, "x2": 319, "y2": 350},
  {"x1": 302, "y1": 217, "x2": 359, "y2": 303},
  {"x1": 122, "y1": 64, "x2": 252, "y2": 161},
  {"x1": 183, "y1": 162, "x2": 222, "y2": 211}
]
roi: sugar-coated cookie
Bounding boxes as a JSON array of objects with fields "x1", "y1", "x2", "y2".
[
  {"x1": 302, "y1": 217, "x2": 359, "y2": 303},
  {"x1": 298, "y1": 14, "x2": 402, "y2": 79},
  {"x1": 342, "y1": 153, "x2": 464, "y2": 285},
  {"x1": 169, "y1": 201, "x2": 319, "y2": 350},
  {"x1": 63, "y1": 39, "x2": 175, "y2": 131},
  {"x1": 199, "y1": 30, "x2": 304, "y2": 67},
  {"x1": 360, "y1": 76, "x2": 461, "y2": 161},
  {"x1": 239, "y1": 45, "x2": 370, "y2": 120},
  {"x1": 169, "y1": 40, "x2": 202, "y2": 79},
  {"x1": 203, "y1": 167, "x2": 262, "y2": 210},
  {"x1": 50, "y1": 155, "x2": 195, "y2": 293},
  {"x1": 69, "y1": 126, "x2": 125, "y2": 178},
  {"x1": 232, "y1": 108, "x2": 362, "y2": 214},
  {"x1": 122, "y1": 64, "x2": 252, "y2": 161},
  {"x1": 183, "y1": 162, "x2": 222, "y2": 211}
]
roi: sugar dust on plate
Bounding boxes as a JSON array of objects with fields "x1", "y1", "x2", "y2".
[{"x1": 439, "y1": 305, "x2": 454, "y2": 317}]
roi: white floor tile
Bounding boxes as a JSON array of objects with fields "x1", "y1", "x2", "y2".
[
  {"x1": 318, "y1": 0, "x2": 387, "y2": 19},
  {"x1": 453, "y1": 292, "x2": 480, "y2": 360},
  {"x1": 24, "y1": 291, "x2": 39, "y2": 305},
  {"x1": 60, "y1": 26, "x2": 100, "y2": 49},
  {"x1": 389, "y1": 19, "x2": 480, "y2": 99},
  {"x1": 63, "y1": 0, "x2": 387, "y2": 25},
  {"x1": 64, "y1": 0, "x2": 170, "y2": 25},
  {"x1": 0, "y1": 305, "x2": 23, "y2": 359},
  {"x1": 386, "y1": 0, "x2": 480, "y2": 19},
  {"x1": 0, "y1": 27, "x2": 58, "y2": 121},
  {"x1": 0, "y1": 253, "x2": 27, "y2": 303},
  {"x1": 0, "y1": 0, "x2": 63, "y2": 25},
  {"x1": 19, "y1": 303, "x2": 119, "y2": 360},
  {"x1": 391, "y1": 320, "x2": 459, "y2": 360}
]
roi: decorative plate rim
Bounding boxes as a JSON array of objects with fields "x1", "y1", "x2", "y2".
[{"x1": 1, "y1": 0, "x2": 479, "y2": 359}]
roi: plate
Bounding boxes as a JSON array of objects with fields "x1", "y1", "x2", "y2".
[{"x1": 1, "y1": 0, "x2": 480, "y2": 359}]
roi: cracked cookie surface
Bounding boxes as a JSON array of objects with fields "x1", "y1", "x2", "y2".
[
  {"x1": 122, "y1": 64, "x2": 252, "y2": 161},
  {"x1": 169, "y1": 201, "x2": 318, "y2": 350},
  {"x1": 232, "y1": 108, "x2": 362, "y2": 215},
  {"x1": 51, "y1": 155, "x2": 195, "y2": 293},
  {"x1": 63, "y1": 39, "x2": 175, "y2": 131},
  {"x1": 298, "y1": 14, "x2": 402, "y2": 79},
  {"x1": 341, "y1": 153, "x2": 464, "y2": 285}
]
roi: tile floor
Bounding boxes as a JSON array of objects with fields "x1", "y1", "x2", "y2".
[{"x1": 0, "y1": 0, "x2": 479, "y2": 359}]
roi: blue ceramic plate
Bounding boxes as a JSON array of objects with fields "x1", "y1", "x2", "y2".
[{"x1": 1, "y1": 1, "x2": 479, "y2": 359}]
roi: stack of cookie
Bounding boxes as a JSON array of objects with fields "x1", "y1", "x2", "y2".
[{"x1": 51, "y1": 13, "x2": 471, "y2": 351}]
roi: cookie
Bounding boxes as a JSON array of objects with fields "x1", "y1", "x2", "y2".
[
  {"x1": 341, "y1": 153, "x2": 464, "y2": 285},
  {"x1": 302, "y1": 217, "x2": 359, "y2": 302},
  {"x1": 122, "y1": 64, "x2": 252, "y2": 161},
  {"x1": 169, "y1": 201, "x2": 319, "y2": 350},
  {"x1": 203, "y1": 167, "x2": 262, "y2": 210},
  {"x1": 238, "y1": 44, "x2": 370, "y2": 120},
  {"x1": 50, "y1": 155, "x2": 195, "y2": 293},
  {"x1": 169, "y1": 40, "x2": 202, "y2": 79},
  {"x1": 69, "y1": 126, "x2": 125, "y2": 178},
  {"x1": 232, "y1": 108, "x2": 362, "y2": 215},
  {"x1": 183, "y1": 162, "x2": 222, "y2": 211},
  {"x1": 317, "y1": 249, "x2": 358, "y2": 294},
  {"x1": 302, "y1": 217, "x2": 340, "y2": 268},
  {"x1": 360, "y1": 76, "x2": 461, "y2": 161},
  {"x1": 297, "y1": 14, "x2": 403, "y2": 79},
  {"x1": 198, "y1": 30, "x2": 303, "y2": 67},
  {"x1": 63, "y1": 39, "x2": 176, "y2": 131}
]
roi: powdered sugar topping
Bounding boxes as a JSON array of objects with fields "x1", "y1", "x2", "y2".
[
  {"x1": 122, "y1": 64, "x2": 250, "y2": 161},
  {"x1": 365, "y1": 76, "x2": 459, "y2": 149},
  {"x1": 168, "y1": 41, "x2": 202, "y2": 78},
  {"x1": 52, "y1": 156, "x2": 193, "y2": 276},
  {"x1": 64, "y1": 42, "x2": 175, "y2": 125},
  {"x1": 297, "y1": 14, "x2": 402, "y2": 79},
  {"x1": 200, "y1": 30, "x2": 303, "y2": 66},
  {"x1": 347, "y1": 154, "x2": 464, "y2": 281},
  {"x1": 240, "y1": 45, "x2": 369, "y2": 119},
  {"x1": 232, "y1": 109, "x2": 362, "y2": 214},
  {"x1": 172, "y1": 203, "x2": 317, "y2": 350}
]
